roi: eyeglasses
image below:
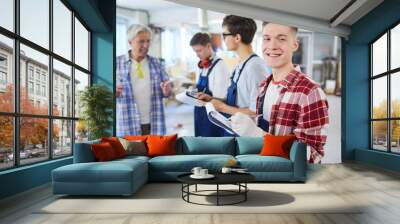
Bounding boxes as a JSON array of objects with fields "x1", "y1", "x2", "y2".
[{"x1": 222, "y1": 33, "x2": 235, "y2": 38}]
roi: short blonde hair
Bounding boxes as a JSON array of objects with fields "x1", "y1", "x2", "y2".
[{"x1": 127, "y1": 24, "x2": 152, "y2": 41}]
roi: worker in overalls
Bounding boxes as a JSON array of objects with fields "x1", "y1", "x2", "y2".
[
  {"x1": 190, "y1": 32, "x2": 230, "y2": 136},
  {"x1": 197, "y1": 15, "x2": 267, "y2": 136}
]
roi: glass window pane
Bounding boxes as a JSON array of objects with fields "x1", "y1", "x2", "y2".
[
  {"x1": 20, "y1": 117, "x2": 49, "y2": 165},
  {"x1": 53, "y1": 0, "x2": 72, "y2": 60},
  {"x1": 0, "y1": 0, "x2": 14, "y2": 31},
  {"x1": 20, "y1": 44, "x2": 49, "y2": 115},
  {"x1": 0, "y1": 35, "x2": 14, "y2": 113},
  {"x1": 53, "y1": 59, "x2": 72, "y2": 117},
  {"x1": 391, "y1": 120, "x2": 400, "y2": 153},
  {"x1": 372, "y1": 121, "x2": 388, "y2": 151},
  {"x1": 74, "y1": 69, "x2": 89, "y2": 118},
  {"x1": 75, "y1": 18, "x2": 89, "y2": 70},
  {"x1": 372, "y1": 77, "x2": 387, "y2": 119},
  {"x1": 20, "y1": 0, "x2": 49, "y2": 49},
  {"x1": 391, "y1": 72, "x2": 400, "y2": 118},
  {"x1": 372, "y1": 33, "x2": 387, "y2": 76},
  {"x1": 75, "y1": 120, "x2": 88, "y2": 143},
  {"x1": 0, "y1": 116, "x2": 14, "y2": 170},
  {"x1": 391, "y1": 24, "x2": 400, "y2": 70},
  {"x1": 53, "y1": 119, "x2": 72, "y2": 158}
]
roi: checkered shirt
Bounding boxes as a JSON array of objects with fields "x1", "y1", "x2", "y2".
[
  {"x1": 256, "y1": 70, "x2": 329, "y2": 163},
  {"x1": 116, "y1": 53, "x2": 169, "y2": 136}
]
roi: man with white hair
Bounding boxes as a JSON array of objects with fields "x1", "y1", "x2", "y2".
[{"x1": 116, "y1": 24, "x2": 172, "y2": 136}]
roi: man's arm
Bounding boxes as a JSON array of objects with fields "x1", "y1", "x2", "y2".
[
  {"x1": 159, "y1": 59, "x2": 172, "y2": 97},
  {"x1": 211, "y1": 99, "x2": 256, "y2": 116},
  {"x1": 294, "y1": 87, "x2": 329, "y2": 163}
]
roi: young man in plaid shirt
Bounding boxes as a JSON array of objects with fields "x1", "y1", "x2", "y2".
[{"x1": 231, "y1": 22, "x2": 329, "y2": 163}]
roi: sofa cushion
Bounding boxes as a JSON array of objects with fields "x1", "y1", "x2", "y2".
[
  {"x1": 91, "y1": 142, "x2": 118, "y2": 161},
  {"x1": 52, "y1": 159, "x2": 147, "y2": 183},
  {"x1": 260, "y1": 134, "x2": 296, "y2": 159},
  {"x1": 148, "y1": 154, "x2": 235, "y2": 172},
  {"x1": 147, "y1": 134, "x2": 177, "y2": 157},
  {"x1": 73, "y1": 139, "x2": 100, "y2": 163},
  {"x1": 101, "y1": 137, "x2": 127, "y2": 158},
  {"x1": 236, "y1": 155, "x2": 293, "y2": 172},
  {"x1": 236, "y1": 137, "x2": 263, "y2": 155},
  {"x1": 178, "y1": 137, "x2": 235, "y2": 155},
  {"x1": 119, "y1": 139, "x2": 147, "y2": 156},
  {"x1": 124, "y1": 135, "x2": 148, "y2": 141}
]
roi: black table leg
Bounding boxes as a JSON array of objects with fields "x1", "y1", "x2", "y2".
[
  {"x1": 217, "y1": 184, "x2": 219, "y2": 206},
  {"x1": 245, "y1": 183, "x2": 247, "y2": 201}
]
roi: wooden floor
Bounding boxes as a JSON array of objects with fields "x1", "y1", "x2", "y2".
[{"x1": 1, "y1": 162, "x2": 400, "y2": 224}]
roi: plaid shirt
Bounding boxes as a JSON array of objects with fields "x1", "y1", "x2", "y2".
[
  {"x1": 256, "y1": 70, "x2": 329, "y2": 163},
  {"x1": 116, "y1": 53, "x2": 169, "y2": 136}
]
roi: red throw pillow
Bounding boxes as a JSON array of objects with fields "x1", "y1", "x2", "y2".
[
  {"x1": 124, "y1": 135, "x2": 148, "y2": 141},
  {"x1": 260, "y1": 134, "x2": 296, "y2": 159},
  {"x1": 146, "y1": 134, "x2": 177, "y2": 157},
  {"x1": 101, "y1": 137, "x2": 127, "y2": 158},
  {"x1": 91, "y1": 142, "x2": 117, "y2": 161}
]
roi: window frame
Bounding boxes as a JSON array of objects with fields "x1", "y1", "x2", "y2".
[
  {"x1": 0, "y1": 0, "x2": 92, "y2": 171},
  {"x1": 370, "y1": 20, "x2": 400, "y2": 154}
]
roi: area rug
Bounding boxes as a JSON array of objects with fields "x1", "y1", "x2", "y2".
[{"x1": 37, "y1": 183, "x2": 362, "y2": 214}]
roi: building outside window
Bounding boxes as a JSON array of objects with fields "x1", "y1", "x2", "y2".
[
  {"x1": 0, "y1": 0, "x2": 91, "y2": 170},
  {"x1": 371, "y1": 23, "x2": 400, "y2": 154}
]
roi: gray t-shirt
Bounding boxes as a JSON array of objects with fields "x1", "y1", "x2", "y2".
[{"x1": 231, "y1": 55, "x2": 267, "y2": 108}]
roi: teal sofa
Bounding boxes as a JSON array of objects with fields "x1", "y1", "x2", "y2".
[{"x1": 52, "y1": 137, "x2": 306, "y2": 196}]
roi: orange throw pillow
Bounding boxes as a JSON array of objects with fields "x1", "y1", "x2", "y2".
[
  {"x1": 146, "y1": 134, "x2": 177, "y2": 157},
  {"x1": 260, "y1": 134, "x2": 296, "y2": 159},
  {"x1": 124, "y1": 135, "x2": 148, "y2": 141},
  {"x1": 91, "y1": 142, "x2": 117, "y2": 161},
  {"x1": 101, "y1": 137, "x2": 127, "y2": 158}
]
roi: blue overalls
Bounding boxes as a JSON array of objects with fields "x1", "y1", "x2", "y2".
[
  {"x1": 255, "y1": 91, "x2": 270, "y2": 133},
  {"x1": 224, "y1": 54, "x2": 258, "y2": 136},
  {"x1": 194, "y1": 58, "x2": 225, "y2": 137}
]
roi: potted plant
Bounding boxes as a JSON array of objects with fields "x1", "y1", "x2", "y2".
[{"x1": 79, "y1": 84, "x2": 113, "y2": 140}]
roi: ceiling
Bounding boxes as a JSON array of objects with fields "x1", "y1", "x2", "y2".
[{"x1": 116, "y1": 0, "x2": 384, "y2": 37}]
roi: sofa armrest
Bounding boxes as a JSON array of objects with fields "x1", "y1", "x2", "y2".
[
  {"x1": 289, "y1": 141, "x2": 307, "y2": 181},
  {"x1": 73, "y1": 140, "x2": 100, "y2": 163}
]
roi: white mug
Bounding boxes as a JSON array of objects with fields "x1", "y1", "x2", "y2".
[
  {"x1": 221, "y1": 167, "x2": 232, "y2": 174},
  {"x1": 200, "y1": 169, "x2": 208, "y2": 176},
  {"x1": 191, "y1": 167, "x2": 202, "y2": 176}
]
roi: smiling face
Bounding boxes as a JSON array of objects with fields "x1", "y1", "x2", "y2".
[
  {"x1": 129, "y1": 31, "x2": 151, "y2": 60},
  {"x1": 262, "y1": 23, "x2": 299, "y2": 69}
]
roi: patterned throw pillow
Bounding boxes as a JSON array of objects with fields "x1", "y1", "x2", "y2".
[{"x1": 119, "y1": 138, "x2": 147, "y2": 156}]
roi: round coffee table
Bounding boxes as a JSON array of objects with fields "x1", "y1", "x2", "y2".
[{"x1": 177, "y1": 172, "x2": 255, "y2": 206}]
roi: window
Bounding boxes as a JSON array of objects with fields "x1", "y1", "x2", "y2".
[
  {"x1": 53, "y1": 0, "x2": 72, "y2": 60},
  {"x1": 74, "y1": 18, "x2": 90, "y2": 70},
  {"x1": 0, "y1": 71, "x2": 6, "y2": 85},
  {"x1": 0, "y1": 54, "x2": 8, "y2": 87},
  {"x1": 42, "y1": 85, "x2": 46, "y2": 97},
  {"x1": 28, "y1": 67, "x2": 34, "y2": 80},
  {"x1": 41, "y1": 73, "x2": 46, "y2": 83},
  {"x1": 0, "y1": 34, "x2": 14, "y2": 113},
  {"x1": 20, "y1": 0, "x2": 49, "y2": 49},
  {"x1": 0, "y1": 0, "x2": 14, "y2": 32},
  {"x1": 36, "y1": 83, "x2": 40, "y2": 95},
  {"x1": 53, "y1": 59, "x2": 72, "y2": 117},
  {"x1": 0, "y1": 55, "x2": 7, "y2": 67},
  {"x1": 35, "y1": 70, "x2": 41, "y2": 81},
  {"x1": 0, "y1": 0, "x2": 91, "y2": 170},
  {"x1": 28, "y1": 81, "x2": 34, "y2": 94},
  {"x1": 371, "y1": 23, "x2": 400, "y2": 154}
]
